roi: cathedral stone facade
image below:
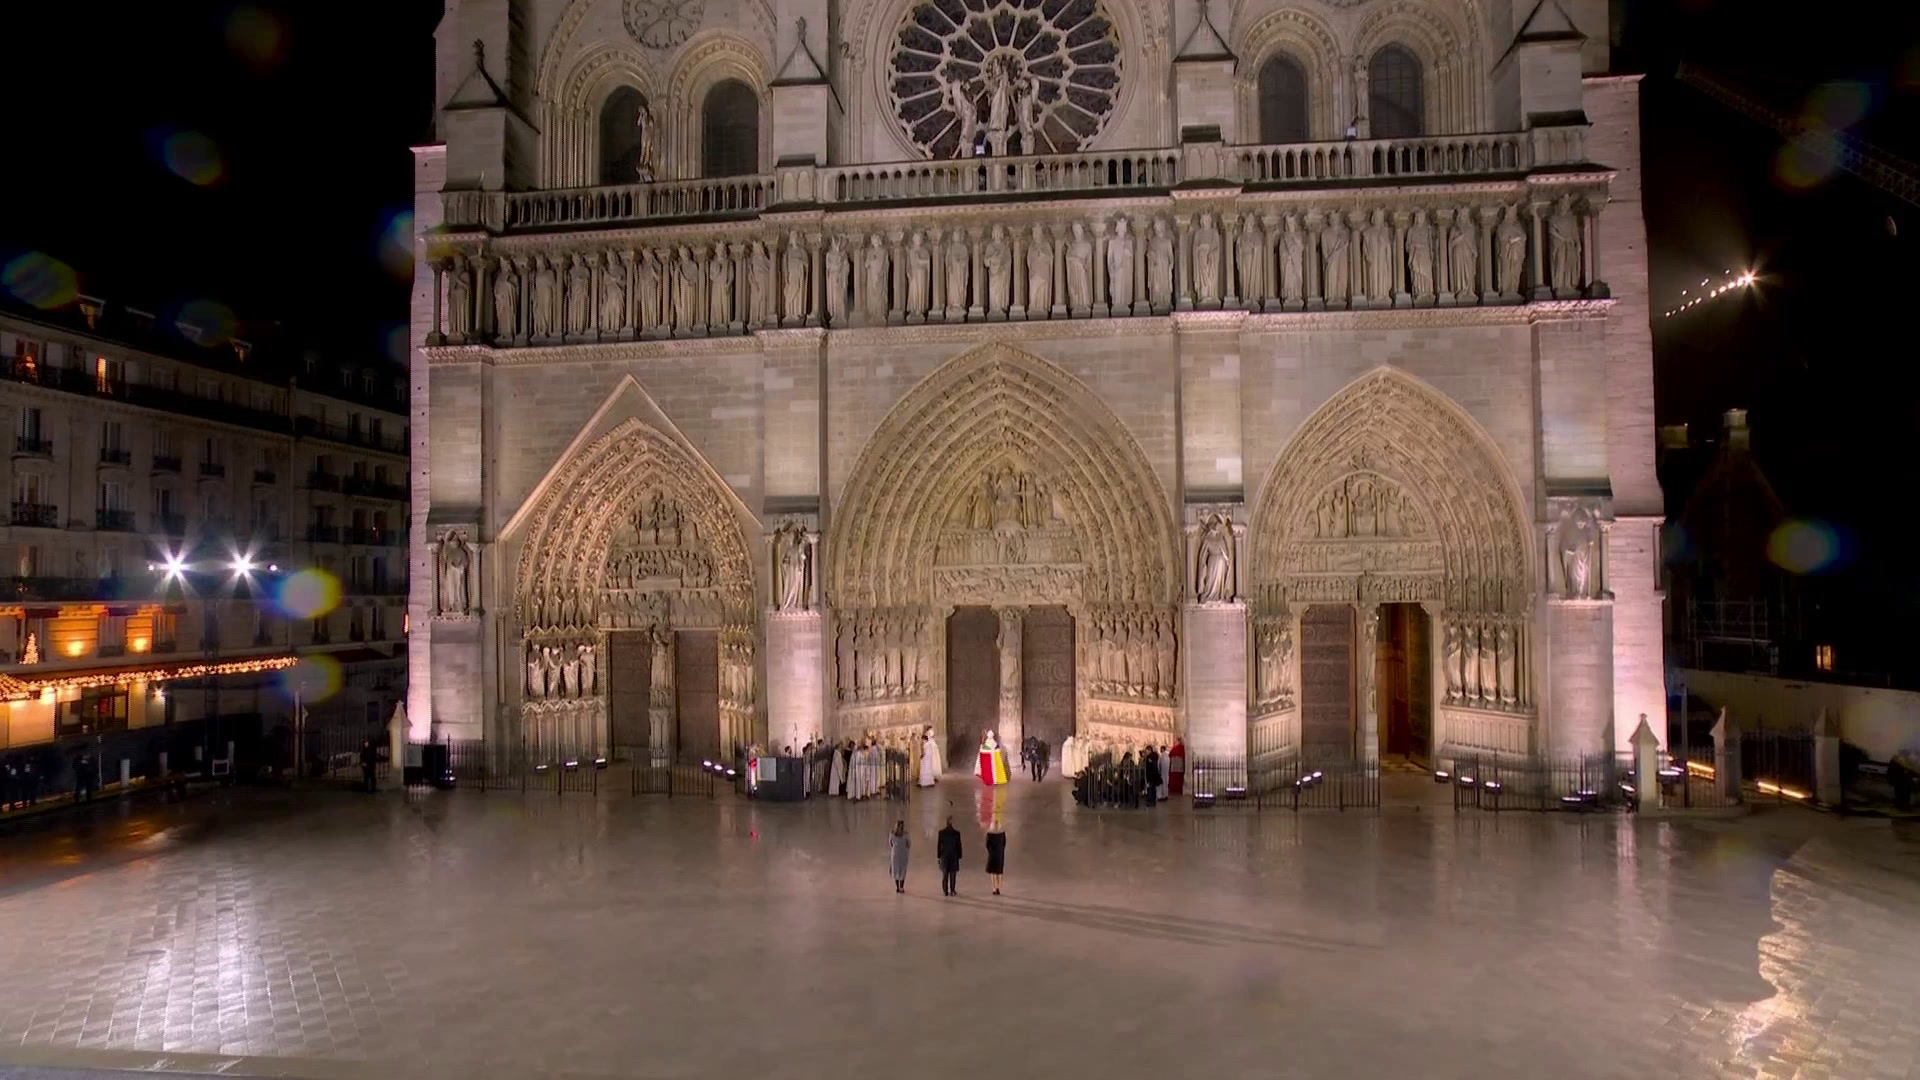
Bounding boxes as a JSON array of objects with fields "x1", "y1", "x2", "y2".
[{"x1": 410, "y1": 0, "x2": 1663, "y2": 771}]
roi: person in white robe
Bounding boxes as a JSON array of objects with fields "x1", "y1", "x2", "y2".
[
  {"x1": 1060, "y1": 734, "x2": 1077, "y2": 777},
  {"x1": 829, "y1": 739, "x2": 850, "y2": 797},
  {"x1": 918, "y1": 726, "x2": 942, "y2": 786},
  {"x1": 1157, "y1": 744, "x2": 1170, "y2": 801}
]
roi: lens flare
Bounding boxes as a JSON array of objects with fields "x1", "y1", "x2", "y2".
[
  {"x1": 1767, "y1": 520, "x2": 1842, "y2": 574},
  {"x1": 1, "y1": 252, "x2": 78, "y2": 310},
  {"x1": 1801, "y1": 80, "x2": 1871, "y2": 131},
  {"x1": 276, "y1": 568, "x2": 341, "y2": 619},
  {"x1": 161, "y1": 131, "x2": 226, "y2": 186},
  {"x1": 177, "y1": 299, "x2": 237, "y2": 347},
  {"x1": 225, "y1": 6, "x2": 287, "y2": 70},
  {"x1": 384, "y1": 324, "x2": 410, "y2": 363},
  {"x1": 278, "y1": 653, "x2": 343, "y2": 703},
  {"x1": 378, "y1": 210, "x2": 415, "y2": 280},
  {"x1": 1773, "y1": 132, "x2": 1840, "y2": 190}
]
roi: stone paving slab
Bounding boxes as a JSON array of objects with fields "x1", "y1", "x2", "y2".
[{"x1": 2, "y1": 782, "x2": 1919, "y2": 1079}]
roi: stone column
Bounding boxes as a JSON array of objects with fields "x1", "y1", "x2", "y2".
[
  {"x1": 888, "y1": 229, "x2": 906, "y2": 324},
  {"x1": 1583, "y1": 197, "x2": 1609, "y2": 296},
  {"x1": 1303, "y1": 212, "x2": 1323, "y2": 309},
  {"x1": 1091, "y1": 220, "x2": 1109, "y2": 318},
  {"x1": 1477, "y1": 206, "x2": 1498, "y2": 306},
  {"x1": 1174, "y1": 214, "x2": 1193, "y2": 311},
  {"x1": 1132, "y1": 214, "x2": 1151, "y2": 316},
  {"x1": 1221, "y1": 214, "x2": 1240, "y2": 307},
  {"x1": 930, "y1": 228, "x2": 949, "y2": 321},
  {"x1": 1435, "y1": 209, "x2": 1454, "y2": 306},
  {"x1": 1009, "y1": 230, "x2": 1028, "y2": 321},
  {"x1": 1710, "y1": 708, "x2": 1741, "y2": 802},
  {"x1": 967, "y1": 226, "x2": 987, "y2": 320},
  {"x1": 474, "y1": 256, "x2": 493, "y2": 339},
  {"x1": 1050, "y1": 223, "x2": 1068, "y2": 318},
  {"x1": 429, "y1": 260, "x2": 446, "y2": 343},
  {"x1": 808, "y1": 232, "x2": 825, "y2": 327},
  {"x1": 996, "y1": 606, "x2": 1024, "y2": 748},
  {"x1": 649, "y1": 629, "x2": 676, "y2": 766},
  {"x1": 1528, "y1": 201, "x2": 1552, "y2": 301},
  {"x1": 1357, "y1": 602, "x2": 1381, "y2": 763},
  {"x1": 1391, "y1": 211, "x2": 1411, "y2": 307}
]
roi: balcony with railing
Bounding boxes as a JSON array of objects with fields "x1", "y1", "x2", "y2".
[
  {"x1": 0, "y1": 361, "x2": 290, "y2": 436},
  {"x1": 5, "y1": 575, "x2": 142, "y2": 602},
  {"x1": 10, "y1": 501, "x2": 60, "y2": 528},
  {"x1": 294, "y1": 415, "x2": 406, "y2": 455},
  {"x1": 343, "y1": 476, "x2": 406, "y2": 501},
  {"x1": 99, "y1": 447, "x2": 132, "y2": 466},
  {"x1": 307, "y1": 469, "x2": 341, "y2": 492},
  {"x1": 14, "y1": 435, "x2": 53, "y2": 457},
  {"x1": 95, "y1": 508, "x2": 136, "y2": 532},
  {"x1": 198, "y1": 461, "x2": 227, "y2": 479},
  {"x1": 152, "y1": 454, "x2": 182, "y2": 473}
]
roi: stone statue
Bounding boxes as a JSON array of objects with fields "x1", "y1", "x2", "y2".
[
  {"x1": 566, "y1": 257, "x2": 592, "y2": 335},
  {"x1": 774, "y1": 522, "x2": 809, "y2": 611},
  {"x1": 1065, "y1": 223, "x2": 1092, "y2": 309},
  {"x1": 526, "y1": 641, "x2": 547, "y2": 698},
  {"x1": 541, "y1": 646, "x2": 563, "y2": 698},
  {"x1": 1154, "y1": 618, "x2": 1175, "y2": 699},
  {"x1": 600, "y1": 257, "x2": 627, "y2": 333},
  {"x1": 1321, "y1": 216, "x2": 1350, "y2": 302},
  {"x1": 638, "y1": 250, "x2": 662, "y2": 330},
  {"x1": 432, "y1": 530, "x2": 472, "y2": 615},
  {"x1": 1442, "y1": 622, "x2": 1463, "y2": 702},
  {"x1": 1496, "y1": 625, "x2": 1517, "y2": 709},
  {"x1": 1147, "y1": 218, "x2": 1173, "y2": 308},
  {"x1": 1406, "y1": 214, "x2": 1435, "y2": 299},
  {"x1": 1558, "y1": 504, "x2": 1595, "y2": 599},
  {"x1": 1360, "y1": 607, "x2": 1380, "y2": 718},
  {"x1": 1235, "y1": 216, "x2": 1266, "y2": 304},
  {"x1": 1194, "y1": 514, "x2": 1233, "y2": 602},
  {"x1": 862, "y1": 235, "x2": 889, "y2": 319},
  {"x1": 1192, "y1": 213, "x2": 1222, "y2": 304},
  {"x1": 1014, "y1": 73, "x2": 1041, "y2": 153},
  {"x1": 1027, "y1": 225, "x2": 1053, "y2": 312},
  {"x1": 749, "y1": 242, "x2": 774, "y2": 325},
  {"x1": 1363, "y1": 209, "x2": 1395, "y2": 301},
  {"x1": 1449, "y1": 216, "x2": 1478, "y2": 298},
  {"x1": 782, "y1": 233, "x2": 809, "y2": 322},
  {"x1": 985, "y1": 58, "x2": 1014, "y2": 155},
  {"x1": 1279, "y1": 220, "x2": 1305, "y2": 303},
  {"x1": 835, "y1": 619, "x2": 854, "y2": 700},
  {"x1": 578, "y1": 643, "x2": 597, "y2": 697},
  {"x1": 1106, "y1": 219, "x2": 1135, "y2": 309},
  {"x1": 492, "y1": 262, "x2": 519, "y2": 339},
  {"x1": 906, "y1": 232, "x2": 931, "y2": 316},
  {"x1": 946, "y1": 69, "x2": 978, "y2": 157},
  {"x1": 825, "y1": 238, "x2": 850, "y2": 323},
  {"x1": 636, "y1": 96, "x2": 659, "y2": 181},
  {"x1": 1496, "y1": 207, "x2": 1527, "y2": 296},
  {"x1": 675, "y1": 247, "x2": 701, "y2": 329},
  {"x1": 1476, "y1": 624, "x2": 1497, "y2": 707},
  {"x1": 532, "y1": 258, "x2": 558, "y2": 338},
  {"x1": 651, "y1": 628, "x2": 673, "y2": 690},
  {"x1": 1276, "y1": 623, "x2": 1294, "y2": 703},
  {"x1": 1256, "y1": 624, "x2": 1278, "y2": 700},
  {"x1": 1549, "y1": 198, "x2": 1581, "y2": 293},
  {"x1": 944, "y1": 233, "x2": 969, "y2": 312},
  {"x1": 983, "y1": 225, "x2": 1011, "y2": 314},
  {"x1": 913, "y1": 620, "x2": 931, "y2": 690},
  {"x1": 445, "y1": 261, "x2": 472, "y2": 337},
  {"x1": 708, "y1": 247, "x2": 734, "y2": 326}
]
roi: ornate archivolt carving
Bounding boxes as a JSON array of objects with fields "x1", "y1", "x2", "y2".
[
  {"x1": 512, "y1": 418, "x2": 755, "y2": 635},
  {"x1": 826, "y1": 341, "x2": 1177, "y2": 611}
]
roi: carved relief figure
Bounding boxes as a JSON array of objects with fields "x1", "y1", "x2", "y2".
[
  {"x1": 835, "y1": 618, "x2": 855, "y2": 700},
  {"x1": 1496, "y1": 207, "x2": 1527, "y2": 295},
  {"x1": 826, "y1": 238, "x2": 851, "y2": 323},
  {"x1": 946, "y1": 69, "x2": 978, "y2": 157},
  {"x1": 1027, "y1": 225, "x2": 1054, "y2": 312},
  {"x1": 446, "y1": 260, "x2": 472, "y2": 337},
  {"x1": 1359, "y1": 607, "x2": 1380, "y2": 719},
  {"x1": 1404, "y1": 213, "x2": 1435, "y2": 299},
  {"x1": 526, "y1": 641, "x2": 547, "y2": 698},
  {"x1": 600, "y1": 257, "x2": 627, "y2": 333},
  {"x1": 708, "y1": 246, "x2": 734, "y2": 326},
  {"x1": 1362, "y1": 209, "x2": 1395, "y2": 300},
  {"x1": 1154, "y1": 616, "x2": 1176, "y2": 699},
  {"x1": 774, "y1": 522, "x2": 810, "y2": 611},
  {"x1": 1496, "y1": 624, "x2": 1517, "y2": 709},
  {"x1": 432, "y1": 530, "x2": 472, "y2": 615},
  {"x1": 1065, "y1": 223, "x2": 1092, "y2": 309},
  {"x1": 651, "y1": 627, "x2": 674, "y2": 691},
  {"x1": 1106, "y1": 219, "x2": 1135, "y2": 309},
  {"x1": 983, "y1": 225, "x2": 1011, "y2": 314},
  {"x1": 492, "y1": 261, "x2": 519, "y2": 339},
  {"x1": 1194, "y1": 514, "x2": 1233, "y2": 603},
  {"x1": 675, "y1": 247, "x2": 701, "y2": 329},
  {"x1": 1476, "y1": 624, "x2": 1497, "y2": 707},
  {"x1": 906, "y1": 232, "x2": 931, "y2": 316},
  {"x1": 1548, "y1": 197, "x2": 1582, "y2": 293},
  {"x1": 782, "y1": 234, "x2": 809, "y2": 322},
  {"x1": 1556, "y1": 503, "x2": 1596, "y2": 599},
  {"x1": 944, "y1": 233, "x2": 969, "y2": 312},
  {"x1": 1236, "y1": 215, "x2": 1266, "y2": 304},
  {"x1": 1146, "y1": 218, "x2": 1173, "y2": 308},
  {"x1": 862, "y1": 235, "x2": 889, "y2": 319},
  {"x1": 1321, "y1": 216, "x2": 1351, "y2": 301},
  {"x1": 1442, "y1": 622, "x2": 1464, "y2": 702},
  {"x1": 638, "y1": 250, "x2": 662, "y2": 330},
  {"x1": 532, "y1": 258, "x2": 558, "y2": 337},
  {"x1": 1279, "y1": 220, "x2": 1306, "y2": 303},
  {"x1": 566, "y1": 257, "x2": 593, "y2": 335},
  {"x1": 749, "y1": 241, "x2": 774, "y2": 325},
  {"x1": 1192, "y1": 213, "x2": 1222, "y2": 304},
  {"x1": 1449, "y1": 216, "x2": 1479, "y2": 297}
]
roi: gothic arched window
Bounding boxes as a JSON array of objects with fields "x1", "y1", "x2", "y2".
[
  {"x1": 599, "y1": 87, "x2": 648, "y2": 185},
  {"x1": 701, "y1": 80, "x2": 760, "y2": 178},
  {"x1": 1257, "y1": 54, "x2": 1310, "y2": 144},
  {"x1": 1367, "y1": 45, "x2": 1424, "y2": 139}
]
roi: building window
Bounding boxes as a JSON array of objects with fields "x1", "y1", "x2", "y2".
[
  {"x1": 1814, "y1": 644, "x2": 1834, "y2": 672},
  {"x1": 98, "y1": 546, "x2": 120, "y2": 579},
  {"x1": 369, "y1": 418, "x2": 385, "y2": 445},
  {"x1": 102, "y1": 420, "x2": 124, "y2": 452},
  {"x1": 701, "y1": 79, "x2": 759, "y2": 178},
  {"x1": 18, "y1": 406, "x2": 43, "y2": 442},
  {"x1": 15, "y1": 544, "x2": 42, "y2": 577},
  {"x1": 1368, "y1": 45, "x2": 1424, "y2": 138},
  {"x1": 1257, "y1": 54, "x2": 1310, "y2": 144},
  {"x1": 12, "y1": 337, "x2": 38, "y2": 376},
  {"x1": 62, "y1": 686, "x2": 130, "y2": 736},
  {"x1": 600, "y1": 86, "x2": 650, "y2": 184},
  {"x1": 95, "y1": 355, "x2": 124, "y2": 392},
  {"x1": 15, "y1": 471, "x2": 46, "y2": 507}
]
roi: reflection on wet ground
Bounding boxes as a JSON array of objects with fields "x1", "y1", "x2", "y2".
[{"x1": 3, "y1": 780, "x2": 1919, "y2": 1079}]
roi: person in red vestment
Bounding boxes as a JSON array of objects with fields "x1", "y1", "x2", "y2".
[{"x1": 1167, "y1": 739, "x2": 1186, "y2": 795}]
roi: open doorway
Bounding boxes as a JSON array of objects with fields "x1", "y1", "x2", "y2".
[
  {"x1": 607, "y1": 630, "x2": 651, "y2": 761},
  {"x1": 1374, "y1": 604, "x2": 1433, "y2": 766},
  {"x1": 1299, "y1": 604, "x2": 1356, "y2": 764},
  {"x1": 946, "y1": 607, "x2": 999, "y2": 767}
]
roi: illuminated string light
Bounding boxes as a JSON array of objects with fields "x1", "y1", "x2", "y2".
[
  {"x1": 0, "y1": 655, "x2": 300, "y2": 702},
  {"x1": 1662, "y1": 269, "x2": 1758, "y2": 319}
]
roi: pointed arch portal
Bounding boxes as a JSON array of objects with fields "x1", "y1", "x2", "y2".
[{"x1": 826, "y1": 343, "x2": 1180, "y2": 755}]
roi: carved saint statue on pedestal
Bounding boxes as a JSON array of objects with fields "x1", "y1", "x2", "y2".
[
  {"x1": 431, "y1": 530, "x2": 472, "y2": 616},
  {"x1": 1195, "y1": 514, "x2": 1233, "y2": 603}
]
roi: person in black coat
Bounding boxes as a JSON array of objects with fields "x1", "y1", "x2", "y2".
[
  {"x1": 1143, "y1": 748, "x2": 1161, "y2": 807},
  {"x1": 936, "y1": 817, "x2": 963, "y2": 896},
  {"x1": 359, "y1": 738, "x2": 379, "y2": 792},
  {"x1": 985, "y1": 822, "x2": 1007, "y2": 895}
]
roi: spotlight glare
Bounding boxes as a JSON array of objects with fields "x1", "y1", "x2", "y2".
[{"x1": 231, "y1": 554, "x2": 256, "y2": 574}]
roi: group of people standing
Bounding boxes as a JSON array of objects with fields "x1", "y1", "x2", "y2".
[
  {"x1": 888, "y1": 815, "x2": 1008, "y2": 897},
  {"x1": 1071, "y1": 742, "x2": 1184, "y2": 809},
  {"x1": 810, "y1": 737, "x2": 893, "y2": 800},
  {"x1": 1018, "y1": 735, "x2": 1051, "y2": 781}
]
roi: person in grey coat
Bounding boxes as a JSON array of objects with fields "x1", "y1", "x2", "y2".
[{"x1": 888, "y1": 820, "x2": 911, "y2": 894}]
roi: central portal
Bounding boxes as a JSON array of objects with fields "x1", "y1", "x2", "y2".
[
  {"x1": 1296, "y1": 602, "x2": 1434, "y2": 766},
  {"x1": 944, "y1": 604, "x2": 1076, "y2": 770}
]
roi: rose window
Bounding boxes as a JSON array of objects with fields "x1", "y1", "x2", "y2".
[{"x1": 889, "y1": 0, "x2": 1122, "y2": 159}]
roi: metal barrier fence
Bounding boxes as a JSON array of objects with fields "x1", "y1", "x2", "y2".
[
  {"x1": 1444, "y1": 754, "x2": 1633, "y2": 812},
  {"x1": 1741, "y1": 730, "x2": 1817, "y2": 803},
  {"x1": 1136, "y1": 755, "x2": 1383, "y2": 810},
  {"x1": 398, "y1": 738, "x2": 717, "y2": 799}
]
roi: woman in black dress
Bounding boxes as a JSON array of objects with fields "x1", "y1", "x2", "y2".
[{"x1": 984, "y1": 820, "x2": 1007, "y2": 895}]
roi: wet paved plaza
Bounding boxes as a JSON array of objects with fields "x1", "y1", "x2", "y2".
[{"x1": 4, "y1": 779, "x2": 1920, "y2": 1080}]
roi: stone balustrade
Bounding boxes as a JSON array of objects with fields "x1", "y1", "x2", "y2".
[
  {"x1": 427, "y1": 173, "x2": 1611, "y2": 347},
  {"x1": 437, "y1": 129, "x2": 1589, "y2": 234}
]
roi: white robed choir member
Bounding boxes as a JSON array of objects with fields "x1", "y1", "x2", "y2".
[
  {"x1": 919, "y1": 726, "x2": 942, "y2": 786},
  {"x1": 1060, "y1": 734, "x2": 1078, "y2": 777},
  {"x1": 829, "y1": 741, "x2": 849, "y2": 796}
]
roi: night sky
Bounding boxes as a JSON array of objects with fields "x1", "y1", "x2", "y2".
[{"x1": 4, "y1": 0, "x2": 1916, "y2": 558}]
